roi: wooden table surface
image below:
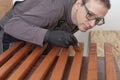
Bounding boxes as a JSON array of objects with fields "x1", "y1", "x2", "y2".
[{"x1": 23, "y1": 57, "x2": 120, "y2": 80}]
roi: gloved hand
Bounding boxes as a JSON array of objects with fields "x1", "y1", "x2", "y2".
[{"x1": 44, "y1": 30, "x2": 78, "y2": 48}]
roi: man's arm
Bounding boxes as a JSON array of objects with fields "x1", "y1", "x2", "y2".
[{"x1": 4, "y1": 16, "x2": 48, "y2": 46}]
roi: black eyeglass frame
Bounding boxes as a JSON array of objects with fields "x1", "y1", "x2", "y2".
[{"x1": 84, "y1": 5, "x2": 105, "y2": 26}]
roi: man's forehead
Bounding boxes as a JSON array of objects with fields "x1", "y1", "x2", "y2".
[{"x1": 86, "y1": 1, "x2": 108, "y2": 18}]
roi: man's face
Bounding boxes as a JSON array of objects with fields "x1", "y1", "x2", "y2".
[{"x1": 75, "y1": 0, "x2": 109, "y2": 32}]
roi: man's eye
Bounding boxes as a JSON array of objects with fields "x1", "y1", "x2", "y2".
[
  {"x1": 87, "y1": 13, "x2": 95, "y2": 19},
  {"x1": 88, "y1": 12, "x2": 93, "y2": 16}
]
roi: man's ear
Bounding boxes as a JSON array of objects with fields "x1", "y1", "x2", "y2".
[
  {"x1": 75, "y1": 0, "x2": 83, "y2": 10},
  {"x1": 76, "y1": 0, "x2": 83, "y2": 5}
]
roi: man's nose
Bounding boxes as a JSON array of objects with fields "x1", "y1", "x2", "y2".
[{"x1": 88, "y1": 20, "x2": 96, "y2": 28}]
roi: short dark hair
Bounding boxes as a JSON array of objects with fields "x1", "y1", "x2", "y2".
[{"x1": 82, "y1": 0, "x2": 111, "y2": 9}]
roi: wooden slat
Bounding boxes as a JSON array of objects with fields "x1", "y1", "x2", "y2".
[
  {"x1": 0, "y1": 43, "x2": 33, "y2": 80},
  {"x1": 29, "y1": 47, "x2": 60, "y2": 80},
  {"x1": 50, "y1": 48, "x2": 69, "y2": 80},
  {"x1": 86, "y1": 43, "x2": 98, "y2": 80},
  {"x1": 68, "y1": 43, "x2": 84, "y2": 80},
  {"x1": 8, "y1": 44, "x2": 47, "y2": 80},
  {"x1": 104, "y1": 43, "x2": 117, "y2": 80},
  {"x1": 0, "y1": 41, "x2": 23, "y2": 66}
]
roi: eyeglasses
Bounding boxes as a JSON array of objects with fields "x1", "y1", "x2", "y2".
[{"x1": 84, "y1": 5, "x2": 105, "y2": 26}]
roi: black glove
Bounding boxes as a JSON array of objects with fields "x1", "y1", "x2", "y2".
[{"x1": 44, "y1": 30, "x2": 78, "y2": 48}]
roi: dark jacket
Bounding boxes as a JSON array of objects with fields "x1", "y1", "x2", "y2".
[{"x1": 2, "y1": 0, "x2": 78, "y2": 46}]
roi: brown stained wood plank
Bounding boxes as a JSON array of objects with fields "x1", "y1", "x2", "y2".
[
  {"x1": 8, "y1": 44, "x2": 47, "y2": 80},
  {"x1": 0, "y1": 41, "x2": 24, "y2": 66},
  {"x1": 104, "y1": 43, "x2": 117, "y2": 80},
  {"x1": 29, "y1": 47, "x2": 60, "y2": 80},
  {"x1": 50, "y1": 48, "x2": 69, "y2": 80},
  {"x1": 0, "y1": 43, "x2": 33, "y2": 80},
  {"x1": 68, "y1": 43, "x2": 84, "y2": 80},
  {"x1": 86, "y1": 43, "x2": 98, "y2": 80}
]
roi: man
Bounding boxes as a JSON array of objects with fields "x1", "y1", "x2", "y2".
[{"x1": 0, "y1": 0, "x2": 111, "y2": 51}]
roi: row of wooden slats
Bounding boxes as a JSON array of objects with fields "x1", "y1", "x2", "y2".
[
  {"x1": 8, "y1": 44, "x2": 48, "y2": 80},
  {"x1": 0, "y1": 42, "x2": 118, "y2": 80},
  {"x1": 0, "y1": 42, "x2": 24, "y2": 66},
  {"x1": 0, "y1": 42, "x2": 33, "y2": 80},
  {"x1": 86, "y1": 43, "x2": 118, "y2": 80},
  {"x1": 28, "y1": 46, "x2": 61, "y2": 80}
]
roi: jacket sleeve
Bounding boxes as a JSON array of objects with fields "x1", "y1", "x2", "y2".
[
  {"x1": 4, "y1": 0, "x2": 63, "y2": 46},
  {"x1": 4, "y1": 16, "x2": 48, "y2": 46}
]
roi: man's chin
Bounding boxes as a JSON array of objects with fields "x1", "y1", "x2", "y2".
[
  {"x1": 79, "y1": 28, "x2": 87, "y2": 32},
  {"x1": 78, "y1": 25, "x2": 88, "y2": 32}
]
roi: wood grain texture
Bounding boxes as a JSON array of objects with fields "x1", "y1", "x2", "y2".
[
  {"x1": 50, "y1": 48, "x2": 69, "y2": 80},
  {"x1": 86, "y1": 43, "x2": 98, "y2": 80},
  {"x1": 0, "y1": 41, "x2": 23, "y2": 67},
  {"x1": 68, "y1": 43, "x2": 84, "y2": 80},
  {"x1": 0, "y1": 43, "x2": 33, "y2": 80},
  {"x1": 29, "y1": 47, "x2": 60, "y2": 80},
  {"x1": 104, "y1": 43, "x2": 117, "y2": 80},
  {"x1": 8, "y1": 44, "x2": 47, "y2": 80},
  {"x1": 0, "y1": 42, "x2": 119, "y2": 80}
]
